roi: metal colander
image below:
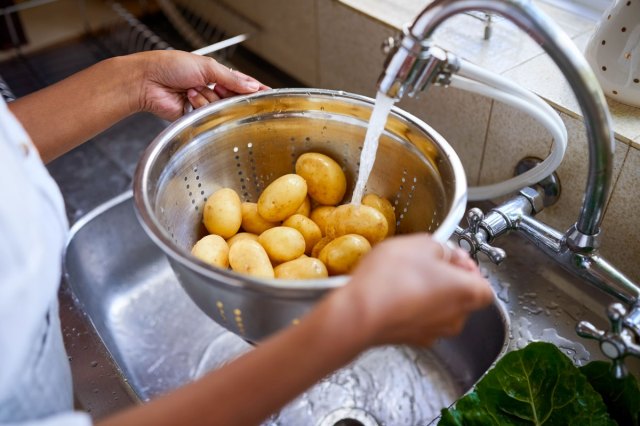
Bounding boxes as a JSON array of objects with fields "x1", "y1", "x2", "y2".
[{"x1": 134, "y1": 88, "x2": 467, "y2": 342}]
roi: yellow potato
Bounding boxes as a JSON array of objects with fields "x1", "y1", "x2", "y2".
[
  {"x1": 228, "y1": 239, "x2": 274, "y2": 278},
  {"x1": 191, "y1": 234, "x2": 229, "y2": 268},
  {"x1": 283, "y1": 214, "x2": 322, "y2": 255},
  {"x1": 325, "y1": 204, "x2": 388, "y2": 245},
  {"x1": 318, "y1": 234, "x2": 371, "y2": 275},
  {"x1": 274, "y1": 257, "x2": 328, "y2": 280},
  {"x1": 362, "y1": 193, "x2": 396, "y2": 237},
  {"x1": 226, "y1": 232, "x2": 259, "y2": 248},
  {"x1": 309, "y1": 206, "x2": 336, "y2": 237},
  {"x1": 202, "y1": 188, "x2": 242, "y2": 239},
  {"x1": 258, "y1": 226, "x2": 306, "y2": 263},
  {"x1": 294, "y1": 196, "x2": 311, "y2": 217},
  {"x1": 241, "y1": 202, "x2": 278, "y2": 234},
  {"x1": 311, "y1": 236, "x2": 333, "y2": 258},
  {"x1": 257, "y1": 174, "x2": 308, "y2": 222},
  {"x1": 295, "y1": 153, "x2": 347, "y2": 205}
]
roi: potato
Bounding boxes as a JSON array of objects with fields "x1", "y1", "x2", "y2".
[
  {"x1": 258, "y1": 226, "x2": 306, "y2": 263},
  {"x1": 241, "y1": 202, "x2": 278, "y2": 234},
  {"x1": 202, "y1": 188, "x2": 242, "y2": 239},
  {"x1": 283, "y1": 214, "x2": 322, "y2": 255},
  {"x1": 311, "y1": 236, "x2": 333, "y2": 258},
  {"x1": 257, "y1": 174, "x2": 308, "y2": 221},
  {"x1": 274, "y1": 257, "x2": 328, "y2": 280},
  {"x1": 325, "y1": 204, "x2": 388, "y2": 245},
  {"x1": 309, "y1": 206, "x2": 336, "y2": 237},
  {"x1": 191, "y1": 234, "x2": 229, "y2": 268},
  {"x1": 294, "y1": 196, "x2": 311, "y2": 217},
  {"x1": 228, "y1": 239, "x2": 274, "y2": 278},
  {"x1": 227, "y1": 232, "x2": 259, "y2": 248},
  {"x1": 295, "y1": 153, "x2": 347, "y2": 205},
  {"x1": 362, "y1": 194, "x2": 396, "y2": 237},
  {"x1": 318, "y1": 234, "x2": 371, "y2": 275}
]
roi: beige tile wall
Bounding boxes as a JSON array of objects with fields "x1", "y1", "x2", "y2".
[
  {"x1": 399, "y1": 88, "x2": 492, "y2": 186},
  {"x1": 316, "y1": 0, "x2": 393, "y2": 95},
  {"x1": 600, "y1": 146, "x2": 640, "y2": 280},
  {"x1": 174, "y1": 0, "x2": 319, "y2": 85},
  {"x1": 218, "y1": 0, "x2": 320, "y2": 85}
]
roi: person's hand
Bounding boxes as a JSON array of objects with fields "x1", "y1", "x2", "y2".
[
  {"x1": 132, "y1": 50, "x2": 269, "y2": 121},
  {"x1": 336, "y1": 234, "x2": 494, "y2": 348}
]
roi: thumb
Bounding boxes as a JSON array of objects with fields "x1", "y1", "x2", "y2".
[{"x1": 204, "y1": 58, "x2": 261, "y2": 93}]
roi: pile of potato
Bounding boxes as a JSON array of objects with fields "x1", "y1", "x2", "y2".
[{"x1": 190, "y1": 152, "x2": 396, "y2": 280}]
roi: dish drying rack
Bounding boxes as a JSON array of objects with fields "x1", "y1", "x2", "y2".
[{"x1": 0, "y1": 0, "x2": 257, "y2": 100}]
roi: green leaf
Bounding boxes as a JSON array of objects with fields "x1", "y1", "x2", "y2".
[
  {"x1": 439, "y1": 342, "x2": 615, "y2": 426},
  {"x1": 581, "y1": 361, "x2": 640, "y2": 426}
]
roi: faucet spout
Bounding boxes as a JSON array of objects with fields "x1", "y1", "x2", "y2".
[{"x1": 378, "y1": 0, "x2": 614, "y2": 247}]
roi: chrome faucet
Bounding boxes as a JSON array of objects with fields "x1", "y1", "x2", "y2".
[{"x1": 377, "y1": 0, "x2": 640, "y2": 377}]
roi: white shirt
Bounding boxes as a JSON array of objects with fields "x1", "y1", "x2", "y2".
[{"x1": 0, "y1": 99, "x2": 91, "y2": 425}]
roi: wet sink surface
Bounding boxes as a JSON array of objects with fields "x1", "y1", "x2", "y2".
[
  {"x1": 63, "y1": 192, "x2": 640, "y2": 425},
  {"x1": 64, "y1": 192, "x2": 508, "y2": 425}
]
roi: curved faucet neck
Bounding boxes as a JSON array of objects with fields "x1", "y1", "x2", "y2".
[{"x1": 402, "y1": 0, "x2": 615, "y2": 246}]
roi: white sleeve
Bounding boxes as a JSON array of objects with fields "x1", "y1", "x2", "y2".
[
  {"x1": 0, "y1": 100, "x2": 68, "y2": 401},
  {"x1": 2, "y1": 412, "x2": 93, "y2": 426}
]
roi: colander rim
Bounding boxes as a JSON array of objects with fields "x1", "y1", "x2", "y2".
[{"x1": 133, "y1": 88, "x2": 467, "y2": 295}]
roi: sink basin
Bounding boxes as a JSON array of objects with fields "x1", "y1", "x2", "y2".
[
  {"x1": 63, "y1": 192, "x2": 640, "y2": 425},
  {"x1": 63, "y1": 192, "x2": 508, "y2": 425}
]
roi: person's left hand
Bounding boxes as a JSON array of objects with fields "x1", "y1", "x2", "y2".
[{"x1": 132, "y1": 50, "x2": 269, "y2": 121}]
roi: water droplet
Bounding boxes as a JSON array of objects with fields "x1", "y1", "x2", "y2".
[
  {"x1": 523, "y1": 305, "x2": 543, "y2": 315},
  {"x1": 496, "y1": 281, "x2": 511, "y2": 303},
  {"x1": 539, "y1": 328, "x2": 590, "y2": 365}
]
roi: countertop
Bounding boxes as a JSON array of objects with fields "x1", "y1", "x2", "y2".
[{"x1": 338, "y1": 0, "x2": 640, "y2": 147}]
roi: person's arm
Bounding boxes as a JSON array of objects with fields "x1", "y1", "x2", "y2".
[
  {"x1": 8, "y1": 50, "x2": 266, "y2": 163},
  {"x1": 98, "y1": 235, "x2": 493, "y2": 426}
]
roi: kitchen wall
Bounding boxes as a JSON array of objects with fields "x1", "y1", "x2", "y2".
[{"x1": 182, "y1": 0, "x2": 640, "y2": 281}]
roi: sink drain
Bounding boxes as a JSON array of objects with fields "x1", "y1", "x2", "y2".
[{"x1": 317, "y1": 408, "x2": 379, "y2": 426}]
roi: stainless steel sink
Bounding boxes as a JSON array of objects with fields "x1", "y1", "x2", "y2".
[
  {"x1": 62, "y1": 192, "x2": 639, "y2": 425},
  {"x1": 63, "y1": 192, "x2": 508, "y2": 425}
]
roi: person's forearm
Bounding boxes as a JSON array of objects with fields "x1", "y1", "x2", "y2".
[
  {"x1": 97, "y1": 288, "x2": 371, "y2": 426},
  {"x1": 9, "y1": 55, "x2": 143, "y2": 163}
]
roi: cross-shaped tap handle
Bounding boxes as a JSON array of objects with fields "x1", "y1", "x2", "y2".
[
  {"x1": 576, "y1": 303, "x2": 636, "y2": 379},
  {"x1": 455, "y1": 208, "x2": 506, "y2": 265}
]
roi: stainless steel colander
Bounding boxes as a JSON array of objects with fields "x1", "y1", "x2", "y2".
[{"x1": 134, "y1": 88, "x2": 467, "y2": 342}]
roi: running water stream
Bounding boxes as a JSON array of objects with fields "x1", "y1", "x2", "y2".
[{"x1": 350, "y1": 92, "x2": 396, "y2": 204}]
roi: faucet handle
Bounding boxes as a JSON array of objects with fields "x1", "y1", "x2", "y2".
[
  {"x1": 455, "y1": 208, "x2": 507, "y2": 265},
  {"x1": 576, "y1": 303, "x2": 640, "y2": 379}
]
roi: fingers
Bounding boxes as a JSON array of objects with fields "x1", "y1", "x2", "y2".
[
  {"x1": 443, "y1": 262, "x2": 494, "y2": 310},
  {"x1": 187, "y1": 86, "x2": 221, "y2": 110},
  {"x1": 214, "y1": 84, "x2": 237, "y2": 99},
  {"x1": 432, "y1": 240, "x2": 480, "y2": 275},
  {"x1": 234, "y1": 70, "x2": 271, "y2": 91},
  {"x1": 205, "y1": 59, "x2": 264, "y2": 94}
]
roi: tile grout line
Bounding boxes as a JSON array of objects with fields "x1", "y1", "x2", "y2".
[
  {"x1": 475, "y1": 99, "x2": 495, "y2": 185},
  {"x1": 314, "y1": 0, "x2": 321, "y2": 86},
  {"x1": 602, "y1": 143, "x2": 632, "y2": 219}
]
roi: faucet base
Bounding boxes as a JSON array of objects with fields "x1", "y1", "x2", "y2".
[{"x1": 515, "y1": 157, "x2": 561, "y2": 208}]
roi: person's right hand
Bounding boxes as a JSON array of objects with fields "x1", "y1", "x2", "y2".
[
  {"x1": 95, "y1": 234, "x2": 493, "y2": 426},
  {"x1": 336, "y1": 234, "x2": 494, "y2": 348}
]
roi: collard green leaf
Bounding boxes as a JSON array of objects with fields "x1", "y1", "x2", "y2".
[
  {"x1": 439, "y1": 342, "x2": 615, "y2": 426},
  {"x1": 581, "y1": 361, "x2": 640, "y2": 426}
]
